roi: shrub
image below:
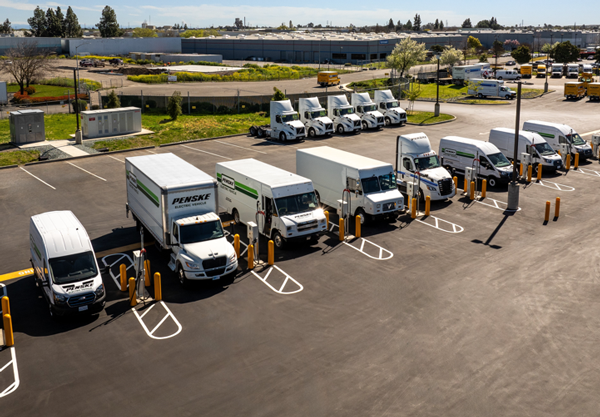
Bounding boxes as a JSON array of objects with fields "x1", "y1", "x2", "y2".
[
  {"x1": 91, "y1": 104, "x2": 100, "y2": 110},
  {"x1": 272, "y1": 87, "x2": 286, "y2": 101},
  {"x1": 106, "y1": 90, "x2": 121, "y2": 109},
  {"x1": 24, "y1": 86, "x2": 36, "y2": 95},
  {"x1": 216, "y1": 105, "x2": 231, "y2": 114},
  {"x1": 167, "y1": 91, "x2": 183, "y2": 120},
  {"x1": 72, "y1": 99, "x2": 88, "y2": 112}
]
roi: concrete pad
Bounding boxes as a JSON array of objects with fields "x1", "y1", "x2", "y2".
[{"x1": 68, "y1": 128, "x2": 155, "y2": 140}]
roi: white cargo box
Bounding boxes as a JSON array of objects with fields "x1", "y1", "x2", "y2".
[{"x1": 81, "y1": 107, "x2": 142, "y2": 139}]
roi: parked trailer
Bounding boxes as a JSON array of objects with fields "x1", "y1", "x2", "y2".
[
  {"x1": 587, "y1": 82, "x2": 600, "y2": 101},
  {"x1": 564, "y1": 82, "x2": 586, "y2": 100}
]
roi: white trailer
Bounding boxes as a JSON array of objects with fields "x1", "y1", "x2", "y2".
[
  {"x1": 327, "y1": 95, "x2": 362, "y2": 134},
  {"x1": 523, "y1": 120, "x2": 593, "y2": 160},
  {"x1": 81, "y1": 107, "x2": 142, "y2": 139},
  {"x1": 351, "y1": 92, "x2": 384, "y2": 130},
  {"x1": 452, "y1": 64, "x2": 483, "y2": 84},
  {"x1": 125, "y1": 153, "x2": 238, "y2": 286},
  {"x1": 299, "y1": 97, "x2": 334, "y2": 138},
  {"x1": 216, "y1": 159, "x2": 327, "y2": 248},
  {"x1": 488, "y1": 128, "x2": 563, "y2": 172},
  {"x1": 396, "y1": 133, "x2": 456, "y2": 201},
  {"x1": 249, "y1": 100, "x2": 305, "y2": 141},
  {"x1": 296, "y1": 146, "x2": 404, "y2": 222},
  {"x1": 0, "y1": 81, "x2": 7, "y2": 105},
  {"x1": 374, "y1": 89, "x2": 407, "y2": 126},
  {"x1": 467, "y1": 79, "x2": 516, "y2": 99}
]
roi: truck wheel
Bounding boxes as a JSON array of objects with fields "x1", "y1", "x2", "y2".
[
  {"x1": 497, "y1": 76, "x2": 503, "y2": 80},
  {"x1": 232, "y1": 209, "x2": 240, "y2": 225},
  {"x1": 487, "y1": 177, "x2": 497, "y2": 188},
  {"x1": 337, "y1": 124, "x2": 345, "y2": 134},
  {"x1": 308, "y1": 128, "x2": 316, "y2": 138},
  {"x1": 272, "y1": 231, "x2": 285, "y2": 249},
  {"x1": 249, "y1": 126, "x2": 258, "y2": 136},
  {"x1": 477, "y1": 93, "x2": 483, "y2": 98},
  {"x1": 362, "y1": 121, "x2": 368, "y2": 130},
  {"x1": 279, "y1": 132, "x2": 287, "y2": 141},
  {"x1": 384, "y1": 117, "x2": 391, "y2": 126},
  {"x1": 177, "y1": 265, "x2": 189, "y2": 287},
  {"x1": 356, "y1": 208, "x2": 369, "y2": 225}
]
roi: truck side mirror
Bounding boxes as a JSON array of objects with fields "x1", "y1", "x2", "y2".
[{"x1": 276, "y1": 115, "x2": 281, "y2": 123}]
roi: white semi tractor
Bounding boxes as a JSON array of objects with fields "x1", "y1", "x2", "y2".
[
  {"x1": 396, "y1": 133, "x2": 456, "y2": 201},
  {"x1": 374, "y1": 89, "x2": 407, "y2": 126},
  {"x1": 216, "y1": 159, "x2": 327, "y2": 248},
  {"x1": 351, "y1": 92, "x2": 384, "y2": 130},
  {"x1": 327, "y1": 95, "x2": 362, "y2": 134},
  {"x1": 298, "y1": 97, "x2": 334, "y2": 138},
  {"x1": 125, "y1": 153, "x2": 238, "y2": 286},
  {"x1": 249, "y1": 100, "x2": 306, "y2": 141}
]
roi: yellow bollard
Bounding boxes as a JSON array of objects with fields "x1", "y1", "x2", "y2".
[
  {"x1": 537, "y1": 164, "x2": 542, "y2": 181},
  {"x1": 544, "y1": 201, "x2": 551, "y2": 222},
  {"x1": 324, "y1": 210, "x2": 329, "y2": 226},
  {"x1": 469, "y1": 181, "x2": 475, "y2": 200},
  {"x1": 557, "y1": 150, "x2": 561, "y2": 156},
  {"x1": 555, "y1": 197, "x2": 561, "y2": 218},
  {"x1": 144, "y1": 259, "x2": 151, "y2": 287},
  {"x1": 453, "y1": 176, "x2": 458, "y2": 190},
  {"x1": 574, "y1": 152, "x2": 579, "y2": 169},
  {"x1": 3, "y1": 314, "x2": 14, "y2": 347},
  {"x1": 411, "y1": 197, "x2": 417, "y2": 219},
  {"x1": 129, "y1": 277, "x2": 137, "y2": 307},
  {"x1": 463, "y1": 177, "x2": 467, "y2": 192},
  {"x1": 527, "y1": 164, "x2": 532, "y2": 183},
  {"x1": 120, "y1": 264, "x2": 127, "y2": 292},
  {"x1": 1, "y1": 296, "x2": 10, "y2": 316},
  {"x1": 565, "y1": 154, "x2": 571, "y2": 170},
  {"x1": 339, "y1": 218, "x2": 345, "y2": 241},
  {"x1": 519, "y1": 163, "x2": 523, "y2": 177},
  {"x1": 481, "y1": 179, "x2": 487, "y2": 199},
  {"x1": 268, "y1": 240, "x2": 274, "y2": 266},
  {"x1": 234, "y1": 234, "x2": 240, "y2": 259},
  {"x1": 154, "y1": 273, "x2": 162, "y2": 301},
  {"x1": 248, "y1": 244, "x2": 254, "y2": 270},
  {"x1": 425, "y1": 195, "x2": 431, "y2": 216},
  {"x1": 355, "y1": 215, "x2": 361, "y2": 238}
]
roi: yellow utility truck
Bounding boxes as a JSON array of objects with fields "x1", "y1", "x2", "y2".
[
  {"x1": 317, "y1": 71, "x2": 340, "y2": 87},
  {"x1": 536, "y1": 64, "x2": 546, "y2": 78},
  {"x1": 564, "y1": 82, "x2": 586, "y2": 100},
  {"x1": 587, "y1": 82, "x2": 600, "y2": 101},
  {"x1": 519, "y1": 64, "x2": 532, "y2": 78}
]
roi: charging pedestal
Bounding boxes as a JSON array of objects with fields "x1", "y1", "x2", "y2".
[
  {"x1": 247, "y1": 221, "x2": 259, "y2": 264},
  {"x1": 521, "y1": 152, "x2": 532, "y2": 178},
  {"x1": 406, "y1": 181, "x2": 419, "y2": 211},
  {"x1": 132, "y1": 250, "x2": 149, "y2": 299},
  {"x1": 592, "y1": 135, "x2": 600, "y2": 159},
  {"x1": 559, "y1": 143, "x2": 570, "y2": 164},
  {"x1": 465, "y1": 167, "x2": 477, "y2": 196}
]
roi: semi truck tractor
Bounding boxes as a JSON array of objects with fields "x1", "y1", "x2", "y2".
[
  {"x1": 327, "y1": 95, "x2": 362, "y2": 134},
  {"x1": 374, "y1": 89, "x2": 407, "y2": 126},
  {"x1": 351, "y1": 92, "x2": 384, "y2": 130},
  {"x1": 249, "y1": 100, "x2": 306, "y2": 141},
  {"x1": 299, "y1": 97, "x2": 334, "y2": 138}
]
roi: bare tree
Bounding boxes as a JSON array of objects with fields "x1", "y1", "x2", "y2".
[{"x1": 0, "y1": 40, "x2": 52, "y2": 95}]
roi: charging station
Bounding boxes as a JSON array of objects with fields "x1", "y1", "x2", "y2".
[
  {"x1": 464, "y1": 167, "x2": 477, "y2": 195},
  {"x1": 592, "y1": 135, "x2": 600, "y2": 159},
  {"x1": 559, "y1": 143, "x2": 571, "y2": 164}
]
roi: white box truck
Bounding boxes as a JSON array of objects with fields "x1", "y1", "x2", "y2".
[
  {"x1": 125, "y1": 153, "x2": 238, "y2": 286},
  {"x1": 468, "y1": 79, "x2": 516, "y2": 99},
  {"x1": 488, "y1": 128, "x2": 563, "y2": 172},
  {"x1": 374, "y1": 90, "x2": 407, "y2": 126},
  {"x1": 551, "y1": 63, "x2": 564, "y2": 78},
  {"x1": 30, "y1": 211, "x2": 106, "y2": 317},
  {"x1": 327, "y1": 95, "x2": 362, "y2": 134},
  {"x1": 249, "y1": 100, "x2": 306, "y2": 141},
  {"x1": 0, "y1": 81, "x2": 7, "y2": 106},
  {"x1": 396, "y1": 133, "x2": 456, "y2": 201},
  {"x1": 216, "y1": 159, "x2": 327, "y2": 248},
  {"x1": 523, "y1": 120, "x2": 593, "y2": 161},
  {"x1": 351, "y1": 92, "x2": 384, "y2": 130},
  {"x1": 296, "y1": 146, "x2": 404, "y2": 222},
  {"x1": 439, "y1": 136, "x2": 513, "y2": 188},
  {"x1": 452, "y1": 64, "x2": 482, "y2": 84},
  {"x1": 298, "y1": 97, "x2": 334, "y2": 138},
  {"x1": 567, "y1": 63, "x2": 579, "y2": 78}
]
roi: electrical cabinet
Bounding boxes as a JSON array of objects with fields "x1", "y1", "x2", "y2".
[
  {"x1": 81, "y1": 107, "x2": 142, "y2": 139},
  {"x1": 9, "y1": 109, "x2": 45, "y2": 144}
]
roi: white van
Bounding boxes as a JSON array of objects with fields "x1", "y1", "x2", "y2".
[
  {"x1": 523, "y1": 120, "x2": 593, "y2": 160},
  {"x1": 495, "y1": 70, "x2": 521, "y2": 81},
  {"x1": 30, "y1": 211, "x2": 105, "y2": 317},
  {"x1": 439, "y1": 136, "x2": 513, "y2": 188},
  {"x1": 488, "y1": 128, "x2": 563, "y2": 172}
]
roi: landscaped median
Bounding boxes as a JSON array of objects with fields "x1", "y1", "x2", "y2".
[{"x1": 406, "y1": 111, "x2": 454, "y2": 125}]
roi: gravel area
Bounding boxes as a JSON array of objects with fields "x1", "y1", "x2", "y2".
[
  {"x1": 28, "y1": 145, "x2": 71, "y2": 160},
  {"x1": 72, "y1": 144, "x2": 100, "y2": 154}
]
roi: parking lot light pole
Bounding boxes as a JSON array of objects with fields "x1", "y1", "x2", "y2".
[
  {"x1": 507, "y1": 81, "x2": 522, "y2": 211},
  {"x1": 75, "y1": 42, "x2": 90, "y2": 94},
  {"x1": 72, "y1": 68, "x2": 82, "y2": 144},
  {"x1": 544, "y1": 49, "x2": 549, "y2": 93},
  {"x1": 434, "y1": 54, "x2": 441, "y2": 117}
]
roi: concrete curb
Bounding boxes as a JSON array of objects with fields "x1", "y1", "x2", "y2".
[
  {"x1": 0, "y1": 164, "x2": 18, "y2": 170},
  {"x1": 406, "y1": 115, "x2": 457, "y2": 126}
]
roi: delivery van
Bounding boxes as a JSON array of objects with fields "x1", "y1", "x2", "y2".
[
  {"x1": 523, "y1": 120, "x2": 593, "y2": 160},
  {"x1": 488, "y1": 128, "x2": 563, "y2": 172},
  {"x1": 30, "y1": 211, "x2": 106, "y2": 317},
  {"x1": 439, "y1": 136, "x2": 513, "y2": 188},
  {"x1": 317, "y1": 71, "x2": 340, "y2": 86},
  {"x1": 495, "y1": 70, "x2": 521, "y2": 80}
]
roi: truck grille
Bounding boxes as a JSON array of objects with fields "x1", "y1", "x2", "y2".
[
  {"x1": 377, "y1": 117, "x2": 384, "y2": 124},
  {"x1": 354, "y1": 121, "x2": 361, "y2": 127},
  {"x1": 68, "y1": 292, "x2": 96, "y2": 307},
  {"x1": 554, "y1": 160, "x2": 562, "y2": 168},
  {"x1": 296, "y1": 127, "x2": 305, "y2": 135},
  {"x1": 383, "y1": 202, "x2": 396, "y2": 212},
  {"x1": 205, "y1": 267, "x2": 226, "y2": 277},
  {"x1": 325, "y1": 123, "x2": 333, "y2": 131},
  {"x1": 438, "y1": 178, "x2": 453, "y2": 196},
  {"x1": 202, "y1": 256, "x2": 227, "y2": 270},
  {"x1": 298, "y1": 220, "x2": 319, "y2": 232}
]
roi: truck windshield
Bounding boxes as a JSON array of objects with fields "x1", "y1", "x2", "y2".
[
  {"x1": 49, "y1": 251, "x2": 98, "y2": 284},
  {"x1": 414, "y1": 156, "x2": 441, "y2": 171},
  {"x1": 362, "y1": 104, "x2": 377, "y2": 112},
  {"x1": 338, "y1": 108, "x2": 354, "y2": 115},
  {"x1": 180, "y1": 221, "x2": 224, "y2": 244},
  {"x1": 281, "y1": 114, "x2": 299, "y2": 122},
  {"x1": 534, "y1": 143, "x2": 556, "y2": 156},
  {"x1": 386, "y1": 101, "x2": 399, "y2": 108},
  {"x1": 487, "y1": 152, "x2": 511, "y2": 167},
  {"x1": 361, "y1": 177, "x2": 380, "y2": 194},
  {"x1": 310, "y1": 110, "x2": 326, "y2": 118},
  {"x1": 378, "y1": 173, "x2": 397, "y2": 190},
  {"x1": 566, "y1": 133, "x2": 586, "y2": 145},
  {"x1": 275, "y1": 192, "x2": 318, "y2": 216}
]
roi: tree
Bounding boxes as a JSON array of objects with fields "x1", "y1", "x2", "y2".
[
  {"x1": 462, "y1": 18, "x2": 472, "y2": 28},
  {"x1": 511, "y1": 45, "x2": 532, "y2": 64},
  {"x1": 479, "y1": 53, "x2": 488, "y2": 62},
  {"x1": 431, "y1": 44, "x2": 444, "y2": 53},
  {"x1": 439, "y1": 20, "x2": 444, "y2": 30},
  {"x1": 167, "y1": 91, "x2": 183, "y2": 120},
  {"x1": 553, "y1": 41, "x2": 580, "y2": 63},
  {"x1": 476, "y1": 20, "x2": 490, "y2": 29},
  {"x1": 404, "y1": 20, "x2": 412, "y2": 31},
  {"x1": 0, "y1": 18, "x2": 13, "y2": 34},
  {"x1": 132, "y1": 27, "x2": 158, "y2": 38},
  {"x1": 106, "y1": 90, "x2": 121, "y2": 108},
  {"x1": 405, "y1": 84, "x2": 422, "y2": 113},
  {"x1": 440, "y1": 47, "x2": 463, "y2": 68},
  {"x1": 0, "y1": 40, "x2": 51, "y2": 94},
  {"x1": 434, "y1": 19, "x2": 439, "y2": 30},
  {"x1": 183, "y1": 23, "x2": 188, "y2": 30},
  {"x1": 234, "y1": 18, "x2": 243, "y2": 29},
  {"x1": 388, "y1": 19, "x2": 395, "y2": 30},
  {"x1": 96, "y1": 6, "x2": 123, "y2": 38},
  {"x1": 492, "y1": 40, "x2": 504, "y2": 57},
  {"x1": 387, "y1": 37, "x2": 427, "y2": 78},
  {"x1": 27, "y1": 6, "x2": 47, "y2": 37},
  {"x1": 467, "y1": 36, "x2": 482, "y2": 51},
  {"x1": 45, "y1": 8, "x2": 62, "y2": 37},
  {"x1": 56, "y1": 7, "x2": 65, "y2": 37},
  {"x1": 64, "y1": 7, "x2": 83, "y2": 38},
  {"x1": 413, "y1": 14, "x2": 421, "y2": 31},
  {"x1": 272, "y1": 87, "x2": 286, "y2": 101}
]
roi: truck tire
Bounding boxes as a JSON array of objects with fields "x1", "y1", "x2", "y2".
[
  {"x1": 177, "y1": 265, "x2": 189, "y2": 287},
  {"x1": 308, "y1": 128, "x2": 316, "y2": 138},
  {"x1": 279, "y1": 132, "x2": 287, "y2": 141},
  {"x1": 249, "y1": 126, "x2": 258, "y2": 136},
  {"x1": 272, "y1": 231, "x2": 285, "y2": 249},
  {"x1": 232, "y1": 209, "x2": 240, "y2": 225},
  {"x1": 362, "y1": 121, "x2": 368, "y2": 130},
  {"x1": 497, "y1": 76, "x2": 503, "y2": 80},
  {"x1": 487, "y1": 177, "x2": 497, "y2": 188},
  {"x1": 257, "y1": 128, "x2": 265, "y2": 138},
  {"x1": 356, "y1": 207, "x2": 370, "y2": 225},
  {"x1": 384, "y1": 117, "x2": 391, "y2": 126},
  {"x1": 478, "y1": 93, "x2": 483, "y2": 98},
  {"x1": 337, "y1": 124, "x2": 345, "y2": 134}
]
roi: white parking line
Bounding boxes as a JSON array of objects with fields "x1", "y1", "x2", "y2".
[
  {"x1": 146, "y1": 149, "x2": 156, "y2": 154},
  {"x1": 19, "y1": 167, "x2": 56, "y2": 190},
  {"x1": 214, "y1": 140, "x2": 267, "y2": 154},
  {"x1": 67, "y1": 162, "x2": 107, "y2": 181},
  {"x1": 108, "y1": 155, "x2": 124, "y2": 163},
  {"x1": 180, "y1": 144, "x2": 232, "y2": 159},
  {"x1": 132, "y1": 301, "x2": 183, "y2": 340},
  {"x1": 0, "y1": 347, "x2": 19, "y2": 398},
  {"x1": 581, "y1": 129, "x2": 600, "y2": 137}
]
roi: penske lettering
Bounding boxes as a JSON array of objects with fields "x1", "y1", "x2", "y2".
[{"x1": 172, "y1": 194, "x2": 212, "y2": 205}]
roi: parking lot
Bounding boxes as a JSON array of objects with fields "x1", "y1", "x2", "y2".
[{"x1": 2, "y1": 92, "x2": 600, "y2": 416}]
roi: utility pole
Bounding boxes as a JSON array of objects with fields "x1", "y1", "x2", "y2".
[
  {"x1": 507, "y1": 82, "x2": 522, "y2": 211},
  {"x1": 72, "y1": 69, "x2": 82, "y2": 145}
]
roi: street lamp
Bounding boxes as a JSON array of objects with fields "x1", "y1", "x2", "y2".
[
  {"x1": 507, "y1": 81, "x2": 522, "y2": 211},
  {"x1": 75, "y1": 42, "x2": 90, "y2": 93},
  {"x1": 434, "y1": 53, "x2": 441, "y2": 117}
]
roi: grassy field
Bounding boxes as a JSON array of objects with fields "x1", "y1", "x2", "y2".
[
  {"x1": 0, "y1": 148, "x2": 40, "y2": 166},
  {"x1": 406, "y1": 111, "x2": 453, "y2": 125},
  {"x1": 7, "y1": 84, "x2": 76, "y2": 97}
]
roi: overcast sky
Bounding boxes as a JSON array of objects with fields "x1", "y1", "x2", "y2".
[{"x1": 1, "y1": 0, "x2": 596, "y2": 29}]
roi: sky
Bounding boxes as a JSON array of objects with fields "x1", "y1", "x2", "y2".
[{"x1": 1, "y1": 0, "x2": 597, "y2": 29}]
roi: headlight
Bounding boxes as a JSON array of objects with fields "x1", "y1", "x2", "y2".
[
  {"x1": 54, "y1": 292, "x2": 68, "y2": 304},
  {"x1": 185, "y1": 261, "x2": 201, "y2": 269},
  {"x1": 319, "y1": 218, "x2": 326, "y2": 224},
  {"x1": 376, "y1": 204, "x2": 381, "y2": 208},
  {"x1": 228, "y1": 253, "x2": 236, "y2": 263},
  {"x1": 94, "y1": 284, "x2": 105, "y2": 297},
  {"x1": 397, "y1": 200, "x2": 403, "y2": 206},
  {"x1": 287, "y1": 226, "x2": 292, "y2": 231},
  {"x1": 427, "y1": 185, "x2": 437, "y2": 191}
]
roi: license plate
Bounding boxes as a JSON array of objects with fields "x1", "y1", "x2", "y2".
[
  {"x1": 212, "y1": 276, "x2": 220, "y2": 281},
  {"x1": 78, "y1": 305, "x2": 88, "y2": 312}
]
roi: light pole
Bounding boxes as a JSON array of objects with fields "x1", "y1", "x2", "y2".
[
  {"x1": 75, "y1": 42, "x2": 90, "y2": 94},
  {"x1": 72, "y1": 68, "x2": 82, "y2": 144},
  {"x1": 507, "y1": 81, "x2": 522, "y2": 211},
  {"x1": 434, "y1": 53, "x2": 441, "y2": 117},
  {"x1": 544, "y1": 36, "x2": 550, "y2": 93}
]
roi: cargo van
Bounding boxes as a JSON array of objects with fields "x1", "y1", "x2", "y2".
[
  {"x1": 495, "y1": 70, "x2": 521, "y2": 80},
  {"x1": 488, "y1": 128, "x2": 563, "y2": 172},
  {"x1": 522, "y1": 120, "x2": 593, "y2": 160},
  {"x1": 439, "y1": 136, "x2": 513, "y2": 188},
  {"x1": 216, "y1": 159, "x2": 327, "y2": 248},
  {"x1": 30, "y1": 211, "x2": 106, "y2": 317}
]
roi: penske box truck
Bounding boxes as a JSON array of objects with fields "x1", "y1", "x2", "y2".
[
  {"x1": 216, "y1": 159, "x2": 327, "y2": 248},
  {"x1": 296, "y1": 146, "x2": 404, "y2": 222},
  {"x1": 30, "y1": 211, "x2": 106, "y2": 317},
  {"x1": 125, "y1": 153, "x2": 237, "y2": 286}
]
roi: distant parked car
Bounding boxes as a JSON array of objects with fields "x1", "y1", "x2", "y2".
[
  {"x1": 93, "y1": 60, "x2": 105, "y2": 67},
  {"x1": 506, "y1": 61, "x2": 516, "y2": 66},
  {"x1": 79, "y1": 59, "x2": 93, "y2": 67},
  {"x1": 108, "y1": 58, "x2": 123, "y2": 65},
  {"x1": 369, "y1": 67, "x2": 377, "y2": 70}
]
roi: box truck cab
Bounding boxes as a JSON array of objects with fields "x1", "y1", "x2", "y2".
[
  {"x1": 519, "y1": 64, "x2": 532, "y2": 78},
  {"x1": 296, "y1": 146, "x2": 404, "y2": 222},
  {"x1": 30, "y1": 211, "x2": 106, "y2": 317},
  {"x1": 317, "y1": 71, "x2": 340, "y2": 86},
  {"x1": 217, "y1": 159, "x2": 327, "y2": 248},
  {"x1": 299, "y1": 97, "x2": 334, "y2": 138},
  {"x1": 564, "y1": 82, "x2": 586, "y2": 100},
  {"x1": 351, "y1": 92, "x2": 384, "y2": 130},
  {"x1": 567, "y1": 64, "x2": 579, "y2": 78},
  {"x1": 374, "y1": 89, "x2": 407, "y2": 126},
  {"x1": 268, "y1": 100, "x2": 306, "y2": 141},
  {"x1": 488, "y1": 128, "x2": 563, "y2": 172},
  {"x1": 439, "y1": 136, "x2": 513, "y2": 188},
  {"x1": 551, "y1": 63, "x2": 564, "y2": 78},
  {"x1": 328, "y1": 95, "x2": 361, "y2": 134},
  {"x1": 468, "y1": 79, "x2": 516, "y2": 99},
  {"x1": 523, "y1": 120, "x2": 593, "y2": 161},
  {"x1": 125, "y1": 153, "x2": 237, "y2": 286},
  {"x1": 396, "y1": 133, "x2": 456, "y2": 201}
]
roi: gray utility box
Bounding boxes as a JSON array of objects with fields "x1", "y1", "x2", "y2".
[
  {"x1": 81, "y1": 107, "x2": 142, "y2": 139},
  {"x1": 0, "y1": 81, "x2": 7, "y2": 105},
  {"x1": 10, "y1": 109, "x2": 45, "y2": 144}
]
